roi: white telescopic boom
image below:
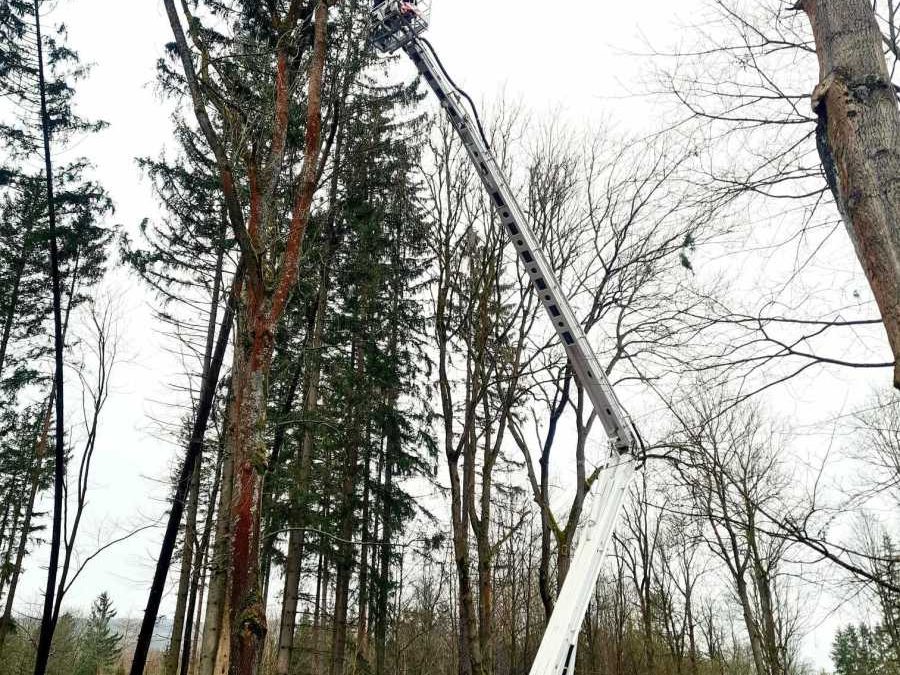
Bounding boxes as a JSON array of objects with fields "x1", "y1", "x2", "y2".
[
  {"x1": 401, "y1": 37, "x2": 637, "y2": 454},
  {"x1": 370, "y1": 6, "x2": 642, "y2": 675}
]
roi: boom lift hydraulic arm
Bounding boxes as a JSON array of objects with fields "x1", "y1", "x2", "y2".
[{"x1": 371, "y1": 4, "x2": 642, "y2": 674}]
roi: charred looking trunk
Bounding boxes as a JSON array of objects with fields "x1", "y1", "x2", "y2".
[
  {"x1": 32, "y1": 0, "x2": 66, "y2": 668},
  {"x1": 797, "y1": 0, "x2": 900, "y2": 388}
]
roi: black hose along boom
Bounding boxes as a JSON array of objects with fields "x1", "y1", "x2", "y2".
[{"x1": 370, "y1": 3, "x2": 643, "y2": 674}]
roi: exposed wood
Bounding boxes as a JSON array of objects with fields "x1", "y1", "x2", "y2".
[{"x1": 797, "y1": 0, "x2": 900, "y2": 388}]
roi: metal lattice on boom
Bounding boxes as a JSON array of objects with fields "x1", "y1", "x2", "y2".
[{"x1": 370, "y1": 3, "x2": 641, "y2": 675}]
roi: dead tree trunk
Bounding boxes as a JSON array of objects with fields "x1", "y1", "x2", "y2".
[{"x1": 797, "y1": 0, "x2": 900, "y2": 388}]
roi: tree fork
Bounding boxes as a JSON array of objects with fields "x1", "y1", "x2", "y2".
[{"x1": 796, "y1": 0, "x2": 900, "y2": 388}]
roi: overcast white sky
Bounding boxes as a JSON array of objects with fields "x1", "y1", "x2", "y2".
[{"x1": 11, "y1": 1, "x2": 891, "y2": 670}]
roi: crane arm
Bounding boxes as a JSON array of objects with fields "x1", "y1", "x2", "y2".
[
  {"x1": 399, "y1": 34, "x2": 638, "y2": 454},
  {"x1": 370, "y1": 5, "x2": 642, "y2": 674}
]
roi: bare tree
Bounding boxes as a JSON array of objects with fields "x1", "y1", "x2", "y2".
[
  {"x1": 649, "y1": 0, "x2": 897, "y2": 393},
  {"x1": 673, "y1": 395, "x2": 804, "y2": 675}
]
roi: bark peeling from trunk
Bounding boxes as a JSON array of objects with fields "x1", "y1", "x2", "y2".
[{"x1": 798, "y1": 0, "x2": 900, "y2": 388}]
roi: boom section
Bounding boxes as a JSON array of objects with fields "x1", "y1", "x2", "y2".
[{"x1": 404, "y1": 38, "x2": 636, "y2": 453}]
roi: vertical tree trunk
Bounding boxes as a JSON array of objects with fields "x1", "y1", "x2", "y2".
[
  {"x1": 167, "y1": 460, "x2": 203, "y2": 675},
  {"x1": 373, "y1": 396, "x2": 397, "y2": 675},
  {"x1": 189, "y1": 562, "x2": 207, "y2": 675},
  {"x1": 735, "y1": 575, "x2": 767, "y2": 675},
  {"x1": 274, "y1": 267, "x2": 330, "y2": 675},
  {"x1": 32, "y1": 0, "x2": 66, "y2": 668},
  {"x1": 354, "y1": 455, "x2": 371, "y2": 673},
  {"x1": 181, "y1": 451, "x2": 221, "y2": 675},
  {"x1": 798, "y1": 0, "x2": 900, "y2": 388},
  {"x1": 314, "y1": 544, "x2": 331, "y2": 675},
  {"x1": 226, "y1": 301, "x2": 274, "y2": 675},
  {"x1": 330, "y1": 336, "x2": 364, "y2": 675},
  {"x1": 198, "y1": 428, "x2": 235, "y2": 675},
  {"x1": 684, "y1": 580, "x2": 698, "y2": 675},
  {"x1": 474, "y1": 427, "x2": 495, "y2": 675},
  {"x1": 448, "y1": 451, "x2": 481, "y2": 675}
]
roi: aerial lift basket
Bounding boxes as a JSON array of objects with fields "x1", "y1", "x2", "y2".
[{"x1": 371, "y1": 0, "x2": 432, "y2": 54}]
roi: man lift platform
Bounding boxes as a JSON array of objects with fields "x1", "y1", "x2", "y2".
[{"x1": 370, "y1": 3, "x2": 644, "y2": 675}]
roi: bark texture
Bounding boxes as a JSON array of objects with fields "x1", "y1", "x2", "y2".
[{"x1": 798, "y1": 0, "x2": 900, "y2": 388}]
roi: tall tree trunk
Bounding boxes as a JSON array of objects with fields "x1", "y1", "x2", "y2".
[
  {"x1": 374, "y1": 395, "x2": 397, "y2": 675},
  {"x1": 198, "y1": 425, "x2": 235, "y2": 675},
  {"x1": 354, "y1": 445, "x2": 371, "y2": 673},
  {"x1": 684, "y1": 578, "x2": 699, "y2": 675},
  {"x1": 227, "y1": 290, "x2": 283, "y2": 675},
  {"x1": 330, "y1": 336, "x2": 364, "y2": 675},
  {"x1": 448, "y1": 451, "x2": 480, "y2": 675},
  {"x1": 735, "y1": 574, "x2": 767, "y2": 675},
  {"x1": 274, "y1": 267, "x2": 330, "y2": 675},
  {"x1": 32, "y1": 0, "x2": 66, "y2": 668},
  {"x1": 474, "y1": 413, "x2": 496, "y2": 675},
  {"x1": 167, "y1": 457, "x2": 203, "y2": 675},
  {"x1": 130, "y1": 264, "x2": 239, "y2": 675},
  {"x1": 189, "y1": 562, "x2": 207, "y2": 675},
  {"x1": 181, "y1": 449, "x2": 222, "y2": 675},
  {"x1": 314, "y1": 542, "x2": 331, "y2": 675},
  {"x1": 798, "y1": 0, "x2": 900, "y2": 388}
]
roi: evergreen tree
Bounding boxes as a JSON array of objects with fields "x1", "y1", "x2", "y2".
[
  {"x1": 74, "y1": 593, "x2": 123, "y2": 675},
  {"x1": 45, "y1": 613, "x2": 79, "y2": 675},
  {"x1": 0, "y1": 1, "x2": 112, "y2": 665},
  {"x1": 832, "y1": 623, "x2": 899, "y2": 675}
]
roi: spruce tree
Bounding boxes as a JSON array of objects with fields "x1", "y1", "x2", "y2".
[{"x1": 74, "y1": 593, "x2": 123, "y2": 675}]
